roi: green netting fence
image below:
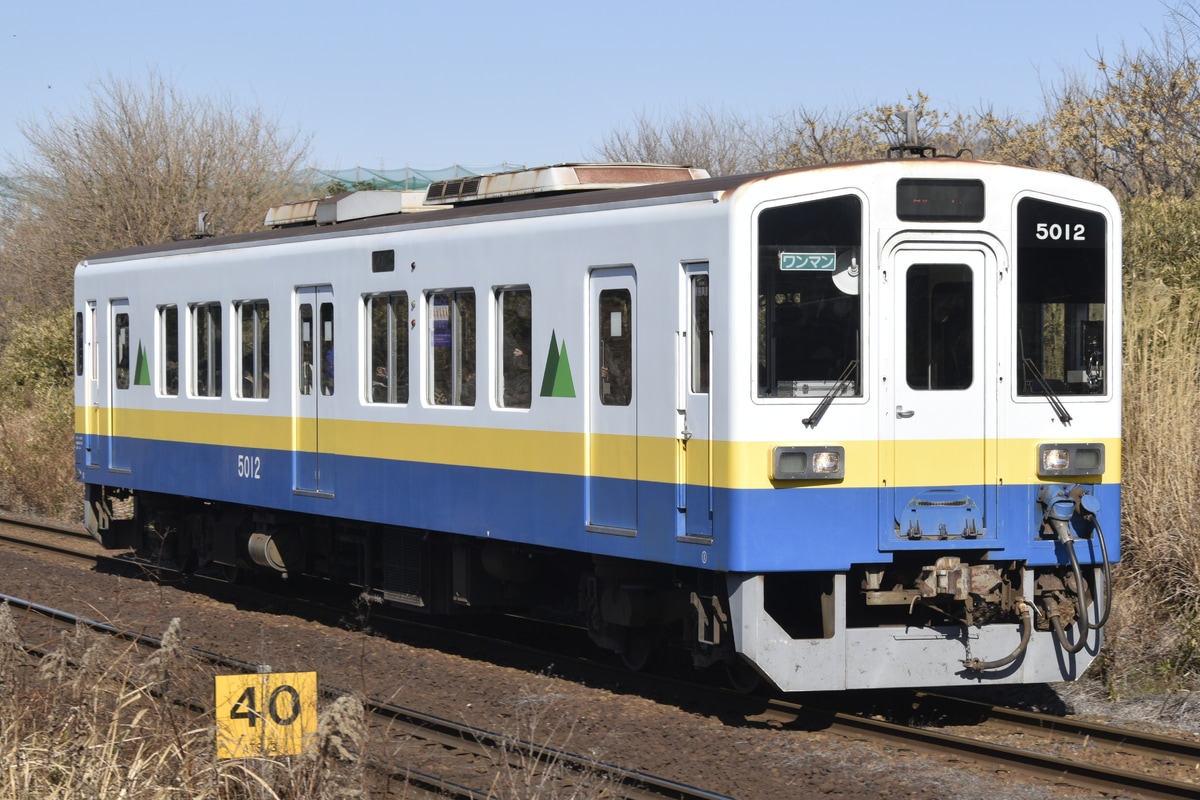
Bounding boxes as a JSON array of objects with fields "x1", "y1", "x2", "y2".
[{"x1": 301, "y1": 163, "x2": 525, "y2": 193}]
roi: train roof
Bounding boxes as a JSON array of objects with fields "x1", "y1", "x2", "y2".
[{"x1": 77, "y1": 158, "x2": 1060, "y2": 266}]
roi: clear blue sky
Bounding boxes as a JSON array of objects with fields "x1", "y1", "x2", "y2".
[{"x1": 0, "y1": 0, "x2": 1183, "y2": 173}]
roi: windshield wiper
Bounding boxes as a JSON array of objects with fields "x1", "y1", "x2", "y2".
[
  {"x1": 1023, "y1": 357, "x2": 1072, "y2": 425},
  {"x1": 803, "y1": 360, "x2": 858, "y2": 428}
]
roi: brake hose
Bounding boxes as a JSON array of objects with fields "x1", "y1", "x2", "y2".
[
  {"x1": 1050, "y1": 544, "x2": 1090, "y2": 654},
  {"x1": 1083, "y1": 516, "x2": 1113, "y2": 630},
  {"x1": 962, "y1": 600, "x2": 1032, "y2": 672}
]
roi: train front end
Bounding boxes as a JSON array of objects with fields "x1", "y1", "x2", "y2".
[{"x1": 719, "y1": 162, "x2": 1120, "y2": 690}]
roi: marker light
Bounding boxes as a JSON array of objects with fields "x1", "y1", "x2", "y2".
[
  {"x1": 771, "y1": 446, "x2": 845, "y2": 481},
  {"x1": 1037, "y1": 443, "x2": 1105, "y2": 477}
]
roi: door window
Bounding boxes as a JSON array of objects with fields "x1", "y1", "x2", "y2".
[
  {"x1": 598, "y1": 289, "x2": 632, "y2": 406},
  {"x1": 905, "y1": 264, "x2": 973, "y2": 391},
  {"x1": 114, "y1": 312, "x2": 130, "y2": 390}
]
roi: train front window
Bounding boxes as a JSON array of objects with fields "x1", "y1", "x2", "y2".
[
  {"x1": 757, "y1": 194, "x2": 862, "y2": 398},
  {"x1": 1016, "y1": 198, "x2": 1107, "y2": 396}
]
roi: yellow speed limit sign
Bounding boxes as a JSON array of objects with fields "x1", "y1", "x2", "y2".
[{"x1": 215, "y1": 671, "x2": 318, "y2": 759}]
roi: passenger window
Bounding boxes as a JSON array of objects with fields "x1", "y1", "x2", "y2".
[
  {"x1": 906, "y1": 265, "x2": 973, "y2": 391},
  {"x1": 114, "y1": 312, "x2": 130, "y2": 390},
  {"x1": 237, "y1": 300, "x2": 270, "y2": 399},
  {"x1": 428, "y1": 289, "x2": 476, "y2": 406},
  {"x1": 598, "y1": 289, "x2": 632, "y2": 406},
  {"x1": 367, "y1": 292, "x2": 409, "y2": 404},
  {"x1": 158, "y1": 305, "x2": 178, "y2": 396},
  {"x1": 757, "y1": 195, "x2": 862, "y2": 398},
  {"x1": 497, "y1": 287, "x2": 532, "y2": 408},
  {"x1": 192, "y1": 302, "x2": 223, "y2": 397}
]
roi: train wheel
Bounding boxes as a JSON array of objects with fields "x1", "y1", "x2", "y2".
[
  {"x1": 725, "y1": 657, "x2": 762, "y2": 694},
  {"x1": 619, "y1": 625, "x2": 662, "y2": 672},
  {"x1": 195, "y1": 560, "x2": 240, "y2": 583}
]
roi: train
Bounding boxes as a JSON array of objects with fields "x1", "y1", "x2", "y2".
[{"x1": 74, "y1": 156, "x2": 1121, "y2": 692}]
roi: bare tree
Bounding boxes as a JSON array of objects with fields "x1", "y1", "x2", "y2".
[
  {"x1": 592, "y1": 105, "x2": 770, "y2": 176},
  {"x1": 767, "y1": 93, "x2": 1039, "y2": 168},
  {"x1": 1036, "y1": 30, "x2": 1200, "y2": 198},
  {"x1": 0, "y1": 69, "x2": 312, "y2": 313},
  {"x1": 598, "y1": 94, "x2": 1039, "y2": 180}
]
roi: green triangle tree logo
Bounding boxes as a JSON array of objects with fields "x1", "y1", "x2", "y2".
[
  {"x1": 539, "y1": 330, "x2": 575, "y2": 398},
  {"x1": 134, "y1": 342, "x2": 151, "y2": 386}
]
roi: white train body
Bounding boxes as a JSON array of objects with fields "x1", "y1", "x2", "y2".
[{"x1": 75, "y1": 160, "x2": 1121, "y2": 691}]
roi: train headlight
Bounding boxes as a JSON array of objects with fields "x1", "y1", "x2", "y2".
[
  {"x1": 771, "y1": 446, "x2": 845, "y2": 481},
  {"x1": 1037, "y1": 443, "x2": 1105, "y2": 477}
]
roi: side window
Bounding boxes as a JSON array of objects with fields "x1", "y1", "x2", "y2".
[
  {"x1": 192, "y1": 302, "x2": 223, "y2": 397},
  {"x1": 598, "y1": 289, "x2": 632, "y2": 406},
  {"x1": 367, "y1": 292, "x2": 409, "y2": 404},
  {"x1": 497, "y1": 287, "x2": 532, "y2": 408},
  {"x1": 114, "y1": 312, "x2": 130, "y2": 390},
  {"x1": 428, "y1": 289, "x2": 476, "y2": 406},
  {"x1": 74, "y1": 312, "x2": 84, "y2": 377},
  {"x1": 158, "y1": 305, "x2": 178, "y2": 396},
  {"x1": 237, "y1": 300, "x2": 270, "y2": 399}
]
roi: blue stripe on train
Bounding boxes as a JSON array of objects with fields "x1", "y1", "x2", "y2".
[{"x1": 81, "y1": 436, "x2": 1120, "y2": 573}]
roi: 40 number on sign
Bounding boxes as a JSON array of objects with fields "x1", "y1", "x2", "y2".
[{"x1": 215, "y1": 671, "x2": 318, "y2": 759}]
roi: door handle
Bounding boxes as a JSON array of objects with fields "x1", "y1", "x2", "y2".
[{"x1": 896, "y1": 406, "x2": 915, "y2": 419}]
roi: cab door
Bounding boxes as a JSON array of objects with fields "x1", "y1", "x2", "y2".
[
  {"x1": 294, "y1": 285, "x2": 336, "y2": 497},
  {"x1": 884, "y1": 245, "x2": 994, "y2": 548}
]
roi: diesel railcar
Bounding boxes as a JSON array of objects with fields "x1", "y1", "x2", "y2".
[{"x1": 74, "y1": 159, "x2": 1121, "y2": 692}]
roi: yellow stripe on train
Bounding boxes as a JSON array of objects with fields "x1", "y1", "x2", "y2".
[{"x1": 76, "y1": 407, "x2": 1120, "y2": 489}]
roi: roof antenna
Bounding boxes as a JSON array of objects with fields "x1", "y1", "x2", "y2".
[
  {"x1": 888, "y1": 110, "x2": 937, "y2": 159},
  {"x1": 194, "y1": 211, "x2": 213, "y2": 238},
  {"x1": 888, "y1": 110, "x2": 972, "y2": 159}
]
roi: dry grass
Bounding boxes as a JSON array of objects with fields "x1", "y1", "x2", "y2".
[
  {"x1": 0, "y1": 400, "x2": 79, "y2": 519},
  {"x1": 0, "y1": 307, "x2": 79, "y2": 520},
  {"x1": 1120, "y1": 281, "x2": 1200, "y2": 605},
  {"x1": 485, "y1": 684, "x2": 614, "y2": 800},
  {"x1": 0, "y1": 607, "x2": 615, "y2": 800},
  {"x1": 1101, "y1": 279, "x2": 1200, "y2": 696},
  {"x1": 0, "y1": 607, "x2": 373, "y2": 800}
]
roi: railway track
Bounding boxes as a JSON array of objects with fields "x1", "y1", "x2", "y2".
[
  {"x1": 0, "y1": 512, "x2": 104, "y2": 558},
  {"x1": 772, "y1": 693, "x2": 1200, "y2": 800},
  {"x1": 4, "y1": 512, "x2": 1199, "y2": 798},
  {"x1": 0, "y1": 585, "x2": 732, "y2": 800}
]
